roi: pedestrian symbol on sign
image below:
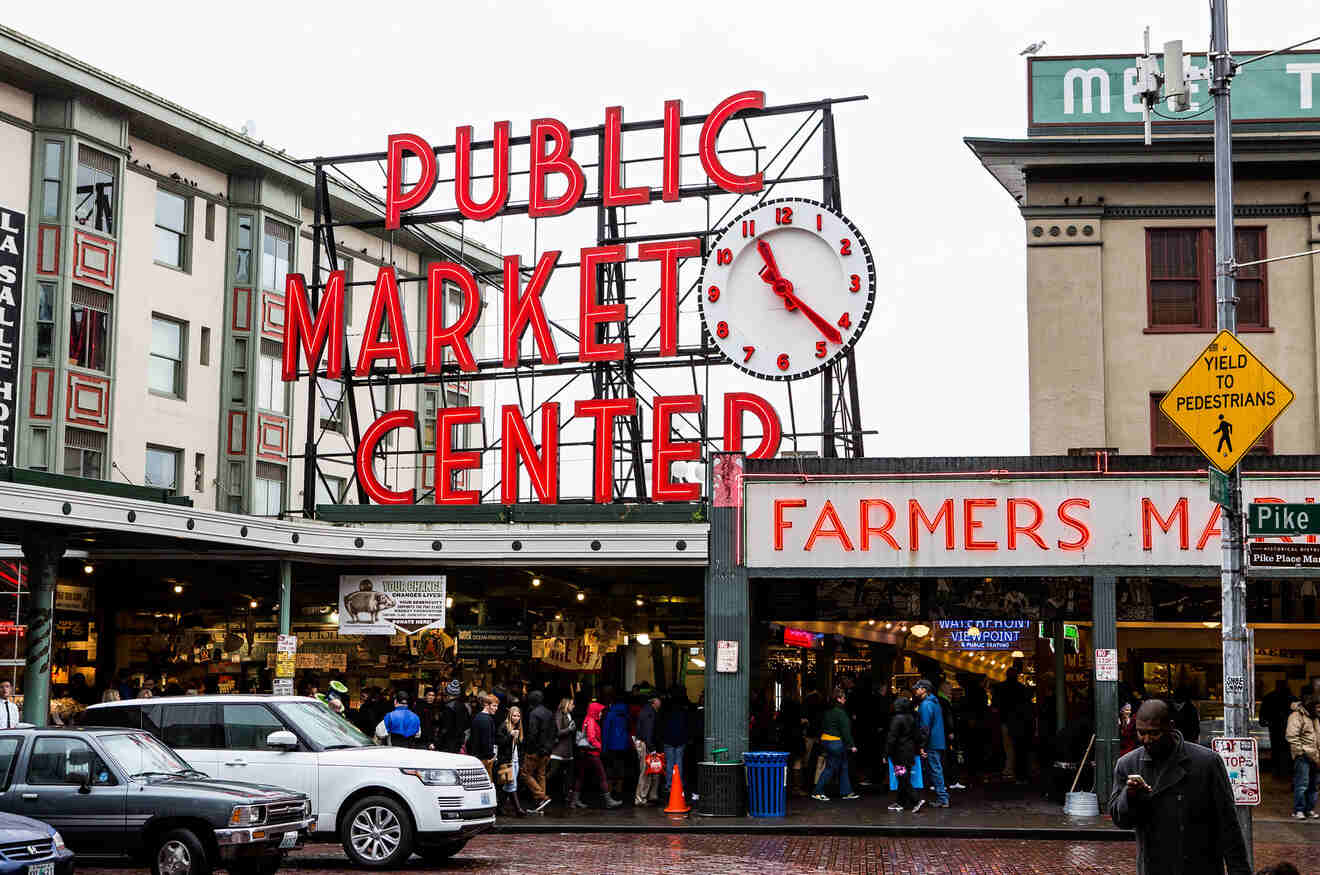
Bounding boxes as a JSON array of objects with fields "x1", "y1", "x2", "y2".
[{"x1": 1214, "y1": 415, "x2": 1233, "y2": 454}]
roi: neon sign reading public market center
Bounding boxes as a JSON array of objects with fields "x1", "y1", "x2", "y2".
[{"x1": 280, "y1": 91, "x2": 853, "y2": 507}]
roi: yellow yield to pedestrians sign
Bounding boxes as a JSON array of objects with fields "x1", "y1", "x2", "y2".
[{"x1": 1159, "y1": 331, "x2": 1294, "y2": 472}]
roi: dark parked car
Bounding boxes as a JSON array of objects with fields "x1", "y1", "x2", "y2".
[
  {"x1": 0, "y1": 810, "x2": 74, "y2": 875},
  {"x1": 0, "y1": 728, "x2": 312, "y2": 875}
]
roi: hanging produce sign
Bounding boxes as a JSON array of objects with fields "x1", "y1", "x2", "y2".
[{"x1": 536, "y1": 637, "x2": 604, "y2": 672}]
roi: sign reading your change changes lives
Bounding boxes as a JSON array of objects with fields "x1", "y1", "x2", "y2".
[{"x1": 339, "y1": 575, "x2": 446, "y2": 635}]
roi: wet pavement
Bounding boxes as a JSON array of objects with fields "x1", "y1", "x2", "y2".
[{"x1": 78, "y1": 835, "x2": 1314, "y2": 873}]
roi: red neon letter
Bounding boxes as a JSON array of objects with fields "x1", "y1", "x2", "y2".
[
  {"x1": 805, "y1": 500, "x2": 855, "y2": 552},
  {"x1": 355, "y1": 266, "x2": 413, "y2": 376},
  {"x1": 662, "y1": 99, "x2": 682, "y2": 202},
  {"x1": 860, "y1": 499, "x2": 901, "y2": 550},
  {"x1": 652, "y1": 394, "x2": 702, "y2": 502},
  {"x1": 963, "y1": 499, "x2": 998, "y2": 551},
  {"x1": 722, "y1": 392, "x2": 782, "y2": 459},
  {"x1": 774, "y1": 498, "x2": 808, "y2": 550},
  {"x1": 501, "y1": 403, "x2": 560, "y2": 505},
  {"x1": 528, "y1": 118, "x2": 586, "y2": 218},
  {"x1": 385, "y1": 133, "x2": 437, "y2": 230},
  {"x1": 282, "y1": 271, "x2": 344, "y2": 381},
  {"x1": 579, "y1": 245, "x2": 627, "y2": 362},
  {"x1": 699, "y1": 91, "x2": 765, "y2": 195},
  {"x1": 435, "y1": 406, "x2": 482, "y2": 505},
  {"x1": 1197, "y1": 504, "x2": 1223, "y2": 550},
  {"x1": 909, "y1": 499, "x2": 955, "y2": 551},
  {"x1": 354, "y1": 410, "x2": 416, "y2": 505},
  {"x1": 454, "y1": 121, "x2": 510, "y2": 221},
  {"x1": 1141, "y1": 497, "x2": 1189, "y2": 550},
  {"x1": 1057, "y1": 498, "x2": 1091, "y2": 551},
  {"x1": 1007, "y1": 498, "x2": 1049, "y2": 550},
  {"x1": 576, "y1": 397, "x2": 637, "y2": 504},
  {"x1": 602, "y1": 106, "x2": 650, "y2": 208},
  {"x1": 503, "y1": 252, "x2": 561, "y2": 367},
  {"x1": 425, "y1": 262, "x2": 481, "y2": 373},
  {"x1": 638, "y1": 238, "x2": 700, "y2": 357}
]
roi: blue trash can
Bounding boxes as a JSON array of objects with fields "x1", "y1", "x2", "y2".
[{"x1": 743, "y1": 751, "x2": 789, "y2": 817}]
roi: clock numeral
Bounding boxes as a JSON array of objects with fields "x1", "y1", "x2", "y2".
[
  {"x1": 815, "y1": 341, "x2": 827, "y2": 359},
  {"x1": 707, "y1": 285, "x2": 720, "y2": 303},
  {"x1": 775, "y1": 206, "x2": 794, "y2": 225},
  {"x1": 716, "y1": 248, "x2": 733, "y2": 266},
  {"x1": 742, "y1": 345, "x2": 755, "y2": 363},
  {"x1": 840, "y1": 238, "x2": 852, "y2": 256},
  {"x1": 741, "y1": 219, "x2": 756, "y2": 238},
  {"x1": 838, "y1": 311, "x2": 852, "y2": 329},
  {"x1": 816, "y1": 214, "x2": 823, "y2": 231},
  {"x1": 850, "y1": 274, "x2": 861, "y2": 292},
  {"x1": 777, "y1": 353, "x2": 790, "y2": 371},
  {"x1": 716, "y1": 320, "x2": 729, "y2": 339}
]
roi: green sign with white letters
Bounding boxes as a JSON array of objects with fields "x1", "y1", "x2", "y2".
[{"x1": 1246, "y1": 502, "x2": 1320, "y2": 537}]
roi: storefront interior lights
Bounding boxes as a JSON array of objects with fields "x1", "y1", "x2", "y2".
[
  {"x1": 445, "y1": 597, "x2": 454, "y2": 609},
  {"x1": 329, "y1": 610, "x2": 339, "y2": 623},
  {"x1": 635, "y1": 633, "x2": 651, "y2": 646},
  {"x1": 82, "y1": 564, "x2": 93, "y2": 575},
  {"x1": 867, "y1": 619, "x2": 876, "y2": 626},
  {"x1": 691, "y1": 657, "x2": 706, "y2": 668},
  {"x1": 1202, "y1": 621, "x2": 1221, "y2": 628},
  {"x1": 910, "y1": 624, "x2": 931, "y2": 638},
  {"x1": 554, "y1": 613, "x2": 563, "y2": 621},
  {"x1": 1011, "y1": 650, "x2": 1025, "y2": 658},
  {"x1": 635, "y1": 597, "x2": 644, "y2": 606},
  {"x1": 531, "y1": 577, "x2": 542, "y2": 588},
  {"x1": 249, "y1": 600, "x2": 258, "y2": 609},
  {"x1": 172, "y1": 584, "x2": 183, "y2": 594},
  {"x1": 576, "y1": 592, "x2": 585, "y2": 602}
]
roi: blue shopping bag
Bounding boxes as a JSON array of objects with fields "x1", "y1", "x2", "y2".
[{"x1": 888, "y1": 758, "x2": 924, "y2": 790}]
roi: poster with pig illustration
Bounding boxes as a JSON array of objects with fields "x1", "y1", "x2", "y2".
[{"x1": 339, "y1": 575, "x2": 447, "y2": 635}]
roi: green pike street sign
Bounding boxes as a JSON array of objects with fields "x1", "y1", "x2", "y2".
[
  {"x1": 1029, "y1": 53, "x2": 1320, "y2": 132},
  {"x1": 1210, "y1": 468, "x2": 1231, "y2": 508},
  {"x1": 1246, "y1": 502, "x2": 1320, "y2": 537}
]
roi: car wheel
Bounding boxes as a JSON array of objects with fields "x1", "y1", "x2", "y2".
[
  {"x1": 152, "y1": 828, "x2": 211, "y2": 875},
  {"x1": 341, "y1": 795, "x2": 413, "y2": 868},
  {"x1": 419, "y1": 840, "x2": 468, "y2": 863}
]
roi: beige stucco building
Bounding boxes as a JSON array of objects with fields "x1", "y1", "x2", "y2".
[{"x1": 969, "y1": 70, "x2": 1320, "y2": 458}]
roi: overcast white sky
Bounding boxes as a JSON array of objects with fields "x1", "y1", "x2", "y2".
[{"x1": 6, "y1": 1, "x2": 1306, "y2": 470}]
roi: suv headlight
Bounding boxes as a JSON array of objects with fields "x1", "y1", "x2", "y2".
[
  {"x1": 229, "y1": 804, "x2": 267, "y2": 826},
  {"x1": 400, "y1": 768, "x2": 460, "y2": 786},
  {"x1": 51, "y1": 831, "x2": 64, "y2": 851}
]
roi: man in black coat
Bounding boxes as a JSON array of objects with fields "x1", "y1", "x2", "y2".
[
  {"x1": 522, "y1": 690, "x2": 555, "y2": 811},
  {"x1": 1109, "y1": 699, "x2": 1250, "y2": 875}
]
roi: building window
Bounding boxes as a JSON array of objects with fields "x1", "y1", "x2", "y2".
[
  {"x1": 145, "y1": 445, "x2": 181, "y2": 494},
  {"x1": 154, "y1": 188, "x2": 190, "y2": 270},
  {"x1": 257, "y1": 340, "x2": 285, "y2": 414},
  {"x1": 230, "y1": 337, "x2": 248, "y2": 404},
  {"x1": 41, "y1": 140, "x2": 62, "y2": 220},
  {"x1": 261, "y1": 219, "x2": 292, "y2": 292},
  {"x1": 74, "y1": 145, "x2": 116, "y2": 234},
  {"x1": 253, "y1": 462, "x2": 285, "y2": 516},
  {"x1": 28, "y1": 428, "x2": 49, "y2": 471},
  {"x1": 35, "y1": 282, "x2": 55, "y2": 362},
  {"x1": 235, "y1": 215, "x2": 253, "y2": 283},
  {"x1": 1151, "y1": 392, "x2": 1273, "y2": 454},
  {"x1": 63, "y1": 427, "x2": 106, "y2": 480},
  {"x1": 318, "y1": 377, "x2": 344, "y2": 433},
  {"x1": 420, "y1": 389, "x2": 437, "y2": 449},
  {"x1": 68, "y1": 285, "x2": 110, "y2": 372},
  {"x1": 227, "y1": 461, "x2": 244, "y2": 513},
  {"x1": 1147, "y1": 228, "x2": 1268, "y2": 331},
  {"x1": 204, "y1": 202, "x2": 216, "y2": 242},
  {"x1": 149, "y1": 315, "x2": 186, "y2": 397},
  {"x1": 315, "y1": 474, "x2": 345, "y2": 507},
  {"x1": 200, "y1": 326, "x2": 211, "y2": 367}
]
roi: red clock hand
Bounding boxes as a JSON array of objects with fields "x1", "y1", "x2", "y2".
[
  {"x1": 756, "y1": 239, "x2": 782, "y2": 281},
  {"x1": 781, "y1": 289, "x2": 843, "y2": 344}
]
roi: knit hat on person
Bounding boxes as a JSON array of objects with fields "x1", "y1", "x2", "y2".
[
  {"x1": 446, "y1": 679, "x2": 462, "y2": 697},
  {"x1": 913, "y1": 680, "x2": 935, "y2": 693}
]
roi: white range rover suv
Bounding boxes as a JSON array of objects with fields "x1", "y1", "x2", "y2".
[{"x1": 84, "y1": 695, "x2": 495, "y2": 867}]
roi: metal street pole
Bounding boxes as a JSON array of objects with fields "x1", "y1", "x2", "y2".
[{"x1": 1210, "y1": 0, "x2": 1252, "y2": 858}]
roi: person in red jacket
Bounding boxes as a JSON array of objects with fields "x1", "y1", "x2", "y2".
[{"x1": 574, "y1": 702, "x2": 622, "y2": 809}]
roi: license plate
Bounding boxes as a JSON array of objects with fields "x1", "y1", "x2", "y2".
[
  {"x1": 28, "y1": 864, "x2": 53, "y2": 875},
  {"x1": 480, "y1": 792, "x2": 491, "y2": 806},
  {"x1": 279, "y1": 831, "x2": 298, "y2": 850}
]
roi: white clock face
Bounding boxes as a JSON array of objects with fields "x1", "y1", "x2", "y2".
[{"x1": 699, "y1": 198, "x2": 876, "y2": 381}]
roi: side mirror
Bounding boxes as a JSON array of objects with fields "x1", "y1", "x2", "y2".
[{"x1": 266, "y1": 730, "x2": 298, "y2": 750}]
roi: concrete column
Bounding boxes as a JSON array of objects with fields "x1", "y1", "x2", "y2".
[
  {"x1": 705, "y1": 453, "x2": 749, "y2": 760},
  {"x1": 21, "y1": 533, "x2": 65, "y2": 726},
  {"x1": 278, "y1": 560, "x2": 293, "y2": 637},
  {"x1": 1093, "y1": 575, "x2": 1118, "y2": 803}
]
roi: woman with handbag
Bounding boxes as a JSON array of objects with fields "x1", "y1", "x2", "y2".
[
  {"x1": 886, "y1": 696, "x2": 923, "y2": 812},
  {"x1": 550, "y1": 696, "x2": 577, "y2": 807},
  {"x1": 496, "y1": 706, "x2": 536, "y2": 817},
  {"x1": 575, "y1": 702, "x2": 622, "y2": 809}
]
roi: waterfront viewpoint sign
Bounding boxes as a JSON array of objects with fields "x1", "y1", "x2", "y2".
[
  {"x1": 747, "y1": 477, "x2": 1320, "y2": 569},
  {"x1": 1029, "y1": 53, "x2": 1320, "y2": 131}
]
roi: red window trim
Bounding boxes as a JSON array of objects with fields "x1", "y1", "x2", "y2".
[
  {"x1": 1149, "y1": 392, "x2": 1273, "y2": 455},
  {"x1": 1145, "y1": 227, "x2": 1269, "y2": 332}
]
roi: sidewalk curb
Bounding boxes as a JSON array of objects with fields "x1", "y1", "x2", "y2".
[{"x1": 489, "y1": 823, "x2": 1136, "y2": 840}]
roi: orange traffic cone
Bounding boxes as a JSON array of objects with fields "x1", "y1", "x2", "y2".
[{"x1": 664, "y1": 764, "x2": 690, "y2": 815}]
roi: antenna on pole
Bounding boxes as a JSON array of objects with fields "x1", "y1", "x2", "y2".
[{"x1": 1135, "y1": 27, "x2": 1162, "y2": 145}]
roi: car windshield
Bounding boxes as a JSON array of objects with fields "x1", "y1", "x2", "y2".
[
  {"x1": 99, "y1": 732, "x2": 196, "y2": 777},
  {"x1": 273, "y1": 701, "x2": 371, "y2": 750}
]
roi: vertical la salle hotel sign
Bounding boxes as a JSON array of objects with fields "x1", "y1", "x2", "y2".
[{"x1": 0, "y1": 207, "x2": 23, "y2": 466}]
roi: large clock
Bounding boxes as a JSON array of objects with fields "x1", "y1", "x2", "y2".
[{"x1": 698, "y1": 197, "x2": 876, "y2": 381}]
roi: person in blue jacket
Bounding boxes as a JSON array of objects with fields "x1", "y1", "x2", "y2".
[
  {"x1": 602, "y1": 694, "x2": 634, "y2": 802},
  {"x1": 913, "y1": 680, "x2": 949, "y2": 807},
  {"x1": 378, "y1": 690, "x2": 422, "y2": 747}
]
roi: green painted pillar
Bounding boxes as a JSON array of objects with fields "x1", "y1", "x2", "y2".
[
  {"x1": 1093, "y1": 575, "x2": 1118, "y2": 803},
  {"x1": 21, "y1": 533, "x2": 65, "y2": 726},
  {"x1": 705, "y1": 453, "x2": 749, "y2": 760},
  {"x1": 1055, "y1": 621, "x2": 1067, "y2": 733},
  {"x1": 279, "y1": 560, "x2": 293, "y2": 637}
]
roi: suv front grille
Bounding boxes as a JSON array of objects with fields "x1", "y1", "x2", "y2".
[
  {"x1": 0, "y1": 839, "x2": 53, "y2": 862},
  {"x1": 266, "y1": 800, "x2": 310, "y2": 823},
  {"x1": 457, "y1": 768, "x2": 492, "y2": 791}
]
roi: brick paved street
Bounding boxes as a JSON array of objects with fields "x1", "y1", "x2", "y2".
[{"x1": 75, "y1": 836, "x2": 1313, "y2": 874}]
